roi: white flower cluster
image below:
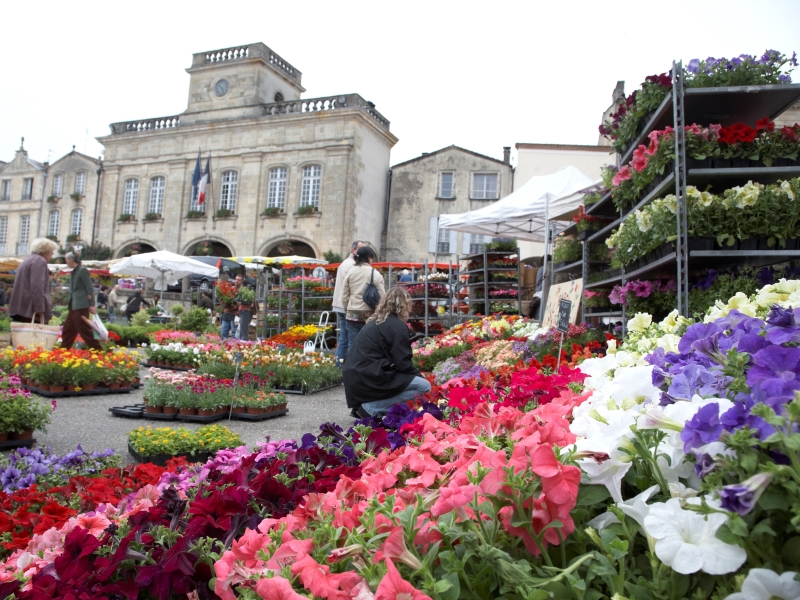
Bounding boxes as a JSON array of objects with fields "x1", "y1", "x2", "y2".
[{"x1": 706, "y1": 278, "x2": 800, "y2": 321}]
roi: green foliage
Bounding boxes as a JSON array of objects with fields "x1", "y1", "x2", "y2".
[
  {"x1": 688, "y1": 269, "x2": 764, "y2": 318},
  {"x1": 179, "y1": 307, "x2": 211, "y2": 332},
  {"x1": 106, "y1": 322, "x2": 161, "y2": 345},
  {"x1": 130, "y1": 310, "x2": 150, "y2": 328},
  {"x1": 414, "y1": 342, "x2": 471, "y2": 372},
  {"x1": 171, "y1": 304, "x2": 185, "y2": 317},
  {"x1": 143, "y1": 212, "x2": 161, "y2": 221},
  {"x1": 552, "y1": 236, "x2": 582, "y2": 264},
  {"x1": 185, "y1": 210, "x2": 205, "y2": 219},
  {"x1": 262, "y1": 207, "x2": 281, "y2": 217},
  {"x1": 216, "y1": 208, "x2": 233, "y2": 218},
  {"x1": 77, "y1": 242, "x2": 113, "y2": 261},
  {"x1": 323, "y1": 250, "x2": 342, "y2": 263},
  {"x1": 297, "y1": 205, "x2": 315, "y2": 215}
]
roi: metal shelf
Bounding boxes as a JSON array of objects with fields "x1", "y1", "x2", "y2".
[
  {"x1": 622, "y1": 252, "x2": 678, "y2": 280},
  {"x1": 460, "y1": 250, "x2": 518, "y2": 261},
  {"x1": 689, "y1": 249, "x2": 800, "y2": 270},
  {"x1": 553, "y1": 260, "x2": 583, "y2": 274},
  {"x1": 688, "y1": 166, "x2": 800, "y2": 189},
  {"x1": 585, "y1": 274, "x2": 623, "y2": 289},
  {"x1": 465, "y1": 281, "x2": 519, "y2": 286},
  {"x1": 586, "y1": 216, "x2": 622, "y2": 243},
  {"x1": 584, "y1": 191, "x2": 616, "y2": 217},
  {"x1": 582, "y1": 310, "x2": 624, "y2": 318}
]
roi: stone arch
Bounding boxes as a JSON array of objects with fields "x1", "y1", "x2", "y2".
[
  {"x1": 114, "y1": 239, "x2": 158, "y2": 258},
  {"x1": 182, "y1": 236, "x2": 234, "y2": 258},
  {"x1": 259, "y1": 235, "x2": 319, "y2": 259}
]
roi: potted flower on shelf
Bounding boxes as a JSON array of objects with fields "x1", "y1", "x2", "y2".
[
  {"x1": 185, "y1": 210, "x2": 205, "y2": 219},
  {"x1": 216, "y1": 208, "x2": 234, "y2": 218},
  {"x1": 262, "y1": 206, "x2": 282, "y2": 217},
  {"x1": 297, "y1": 205, "x2": 317, "y2": 216},
  {"x1": 46, "y1": 195, "x2": 59, "y2": 203},
  {"x1": 143, "y1": 212, "x2": 161, "y2": 221},
  {"x1": 70, "y1": 192, "x2": 82, "y2": 201},
  {"x1": 118, "y1": 213, "x2": 134, "y2": 223}
]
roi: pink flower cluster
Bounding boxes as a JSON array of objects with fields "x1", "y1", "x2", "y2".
[{"x1": 609, "y1": 279, "x2": 676, "y2": 305}]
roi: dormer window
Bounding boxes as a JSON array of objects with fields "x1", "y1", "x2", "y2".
[{"x1": 274, "y1": 92, "x2": 284, "y2": 102}]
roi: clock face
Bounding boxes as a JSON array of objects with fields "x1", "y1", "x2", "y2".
[{"x1": 214, "y1": 79, "x2": 230, "y2": 97}]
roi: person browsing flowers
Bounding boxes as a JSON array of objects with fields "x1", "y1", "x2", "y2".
[
  {"x1": 341, "y1": 246, "x2": 385, "y2": 343},
  {"x1": 61, "y1": 251, "x2": 102, "y2": 351}
]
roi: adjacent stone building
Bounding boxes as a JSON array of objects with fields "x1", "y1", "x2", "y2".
[
  {"x1": 384, "y1": 145, "x2": 513, "y2": 263},
  {"x1": 0, "y1": 140, "x2": 48, "y2": 256},
  {"x1": 94, "y1": 43, "x2": 397, "y2": 259}
]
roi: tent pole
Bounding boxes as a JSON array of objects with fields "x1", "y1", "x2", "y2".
[{"x1": 540, "y1": 199, "x2": 551, "y2": 322}]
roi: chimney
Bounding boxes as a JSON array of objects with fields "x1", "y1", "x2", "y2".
[{"x1": 503, "y1": 147, "x2": 511, "y2": 165}]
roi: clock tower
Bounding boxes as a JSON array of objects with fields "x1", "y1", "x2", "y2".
[{"x1": 182, "y1": 43, "x2": 305, "y2": 123}]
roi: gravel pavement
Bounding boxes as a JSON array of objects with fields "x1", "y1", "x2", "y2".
[{"x1": 27, "y1": 368, "x2": 355, "y2": 463}]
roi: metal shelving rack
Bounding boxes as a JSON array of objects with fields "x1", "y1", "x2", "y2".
[
  {"x1": 582, "y1": 68, "x2": 800, "y2": 318},
  {"x1": 458, "y1": 248, "x2": 522, "y2": 317}
]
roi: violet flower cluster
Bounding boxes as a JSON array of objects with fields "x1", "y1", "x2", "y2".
[
  {"x1": 646, "y1": 304, "x2": 800, "y2": 479},
  {"x1": 0, "y1": 445, "x2": 117, "y2": 492},
  {"x1": 609, "y1": 279, "x2": 676, "y2": 305}
]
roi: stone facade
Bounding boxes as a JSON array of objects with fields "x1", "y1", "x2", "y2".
[
  {"x1": 384, "y1": 146, "x2": 513, "y2": 263},
  {"x1": 42, "y1": 149, "x2": 101, "y2": 248},
  {"x1": 95, "y1": 43, "x2": 397, "y2": 259},
  {"x1": 0, "y1": 140, "x2": 47, "y2": 256}
]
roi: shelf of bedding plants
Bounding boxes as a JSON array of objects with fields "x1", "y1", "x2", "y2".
[
  {"x1": 591, "y1": 62, "x2": 800, "y2": 317},
  {"x1": 405, "y1": 263, "x2": 459, "y2": 337},
  {"x1": 261, "y1": 272, "x2": 334, "y2": 338},
  {"x1": 457, "y1": 247, "x2": 522, "y2": 317}
]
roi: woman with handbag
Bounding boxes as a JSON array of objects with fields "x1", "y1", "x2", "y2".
[
  {"x1": 341, "y1": 246, "x2": 385, "y2": 347},
  {"x1": 343, "y1": 287, "x2": 431, "y2": 418},
  {"x1": 9, "y1": 238, "x2": 57, "y2": 324}
]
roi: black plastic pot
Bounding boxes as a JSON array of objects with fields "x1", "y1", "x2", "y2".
[
  {"x1": 688, "y1": 237, "x2": 715, "y2": 251},
  {"x1": 686, "y1": 158, "x2": 711, "y2": 169},
  {"x1": 739, "y1": 239, "x2": 758, "y2": 250}
]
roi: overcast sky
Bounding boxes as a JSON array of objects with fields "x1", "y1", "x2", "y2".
[{"x1": 2, "y1": 0, "x2": 799, "y2": 168}]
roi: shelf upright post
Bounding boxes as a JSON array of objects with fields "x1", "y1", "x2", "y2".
[
  {"x1": 517, "y1": 247, "x2": 522, "y2": 317},
  {"x1": 581, "y1": 239, "x2": 588, "y2": 323},
  {"x1": 672, "y1": 60, "x2": 690, "y2": 317},
  {"x1": 424, "y1": 262, "x2": 429, "y2": 337}
]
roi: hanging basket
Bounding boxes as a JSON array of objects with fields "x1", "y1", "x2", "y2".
[{"x1": 277, "y1": 243, "x2": 293, "y2": 255}]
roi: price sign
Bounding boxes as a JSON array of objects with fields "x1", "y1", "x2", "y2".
[
  {"x1": 557, "y1": 299, "x2": 572, "y2": 333},
  {"x1": 276, "y1": 344, "x2": 287, "y2": 353},
  {"x1": 234, "y1": 352, "x2": 243, "y2": 365}
]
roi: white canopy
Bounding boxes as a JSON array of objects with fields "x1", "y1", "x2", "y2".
[
  {"x1": 438, "y1": 166, "x2": 596, "y2": 242},
  {"x1": 110, "y1": 250, "x2": 219, "y2": 291}
]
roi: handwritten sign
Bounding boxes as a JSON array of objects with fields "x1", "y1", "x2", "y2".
[
  {"x1": 557, "y1": 299, "x2": 572, "y2": 333},
  {"x1": 543, "y1": 279, "x2": 584, "y2": 328}
]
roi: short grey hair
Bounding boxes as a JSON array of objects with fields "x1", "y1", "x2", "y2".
[
  {"x1": 30, "y1": 238, "x2": 58, "y2": 256},
  {"x1": 351, "y1": 240, "x2": 361, "y2": 251},
  {"x1": 65, "y1": 251, "x2": 80, "y2": 263}
]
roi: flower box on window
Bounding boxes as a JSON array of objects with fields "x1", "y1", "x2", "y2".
[
  {"x1": 70, "y1": 192, "x2": 82, "y2": 201},
  {"x1": 297, "y1": 205, "x2": 317, "y2": 216},
  {"x1": 66, "y1": 234, "x2": 80, "y2": 243},
  {"x1": 117, "y1": 214, "x2": 134, "y2": 222},
  {"x1": 45, "y1": 235, "x2": 58, "y2": 242},
  {"x1": 216, "y1": 209, "x2": 234, "y2": 218},
  {"x1": 143, "y1": 212, "x2": 161, "y2": 222},
  {"x1": 46, "y1": 196, "x2": 59, "y2": 203},
  {"x1": 262, "y1": 207, "x2": 283, "y2": 217},
  {"x1": 185, "y1": 210, "x2": 205, "y2": 219}
]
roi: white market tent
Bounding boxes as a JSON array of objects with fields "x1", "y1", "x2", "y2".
[
  {"x1": 110, "y1": 250, "x2": 219, "y2": 291},
  {"x1": 437, "y1": 166, "x2": 596, "y2": 243}
]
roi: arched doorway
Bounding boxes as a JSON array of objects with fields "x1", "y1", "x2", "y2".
[
  {"x1": 186, "y1": 240, "x2": 233, "y2": 258},
  {"x1": 265, "y1": 240, "x2": 316, "y2": 259},
  {"x1": 116, "y1": 242, "x2": 157, "y2": 258}
]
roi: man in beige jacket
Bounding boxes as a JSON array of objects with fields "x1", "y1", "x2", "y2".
[{"x1": 333, "y1": 240, "x2": 365, "y2": 364}]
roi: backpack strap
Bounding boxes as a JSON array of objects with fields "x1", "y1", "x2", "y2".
[{"x1": 370, "y1": 268, "x2": 375, "y2": 284}]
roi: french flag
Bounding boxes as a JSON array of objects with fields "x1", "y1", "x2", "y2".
[{"x1": 198, "y1": 155, "x2": 211, "y2": 205}]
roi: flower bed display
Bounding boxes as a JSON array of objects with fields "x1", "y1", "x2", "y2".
[
  {"x1": 128, "y1": 424, "x2": 243, "y2": 464},
  {"x1": 148, "y1": 330, "x2": 221, "y2": 345},
  {"x1": 0, "y1": 445, "x2": 118, "y2": 493},
  {"x1": 407, "y1": 283, "x2": 449, "y2": 298},
  {"x1": 607, "y1": 177, "x2": 800, "y2": 268},
  {"x1": 6, "y1": 348, "x2": 140, "y2": 394},
  {"x1": 0, "y1": 375, "x2": 52, "y2": 443},
  {"x1": 4, "y1": 280, "x2": 800, "y2": 598},
  {"x1": 284, "y1": 275, "x2": 323, "y2": 289},
  {"x1": 266, "y1": 324, "x2": 331, "y2": 346},
  {"x1": 142, "y1": 341, "x2": 203, "y2": 368}
]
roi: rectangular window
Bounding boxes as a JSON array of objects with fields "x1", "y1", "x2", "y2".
[
  {"x1": 469, "y1": 233, "x2": 488, "y2": 254},
  {"x1": 0, "y1": 217, "x2": 7, "y2": 254},
  {"x1": 0, "y1": 181, "x2": 9, "y2": 202},
  {"x1": 267, "y1": 167, "x2": 287, "y2": 209},
  {"x1": 220, "y1": 171, "x2": 238, "y2": 211},
  {"x1": 17, "y1": 215, "x2": 30, "y2": 255},
  {"x1": 48, "y1": 211, "x2": 60, "y2": 237},
  {"x1": 75, "y1": 172, "x2": 86, "y2": 195},
  {"x1": 123, "y1": 179, "x2": 138, "y2": 215},
  {"x1": 439, "y1": 172, "x2": 454, "y2": 199},
  {"x1": 71, "y1": 209, "x2": 83, "y2": 236},
  {"x1": 149, "y1": 176, "x2": 165, "y2": 214},
  {"x1": 300, "y1": 165, "x2": 321, "y2": 207},
  {"x1": 472, "y1": 173, "x2": 498, "y2": 200},
  {"x1": 437, "y1": 226, "x2": 450, "y2": 254},
  {"x1": 22, "y1": 178, "x2": 33, "y2": 201},
  {"x1": 52, "y1": 174, "x2": 63, "y2": 198}
]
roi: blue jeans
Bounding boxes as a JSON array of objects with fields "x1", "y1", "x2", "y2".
[
  {"x1": 221, "y1": 317, "x2": 235, "y2": 340},
  {"x1": 237, "y1": 310, "x2": 252, "y2": 340},
  {"x1": 345, "y1": 320, "x2": 366, "y2": 350},
  {"x1": 334, "y1": 311, "x2": 351, "y2": 363},
  {"x1": 361, "y1": 376, "x2": 432, "y2": 416}
]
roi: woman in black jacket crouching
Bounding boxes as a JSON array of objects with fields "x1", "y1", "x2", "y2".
[{"x1": 343, "y1": 286, "x2": 431, "y2": 418}]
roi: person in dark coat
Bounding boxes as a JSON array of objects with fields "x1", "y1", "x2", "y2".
[
  {"x1": 124, "y1": 290, "x2": 150, "y2": 322},
  {"x1": 343, "y1": 286, "x2": 431, "y2": 418},
  {"x1": 9, "y1": 238, "x2": 57, "y2": 323},
  {"x1": 61, "y1": 251, "x2": 102, "y2": 351}
]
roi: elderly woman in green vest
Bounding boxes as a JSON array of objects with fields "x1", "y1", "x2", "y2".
[{"x1": 61, "y1": 251, "x2": 103, "y2": 351}]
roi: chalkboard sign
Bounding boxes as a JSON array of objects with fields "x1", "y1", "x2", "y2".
[
  {"x1": 557, "y1": 299, "x2": 572, "y2": 333},
  {"x1": 234, "y1": 352, "x2": 243, "y2": 364}
]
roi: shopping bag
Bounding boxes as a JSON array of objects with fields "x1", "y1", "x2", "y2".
[
  {"x1": 10, "y1": 316, "x2": 61, "y2": 350},
  {"x1": 82, "y1": 314, "x2": 109, "y2": 341}
]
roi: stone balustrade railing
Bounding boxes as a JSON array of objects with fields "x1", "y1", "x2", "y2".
[
  {"x1": 109, "y1": 116, "x2": 180, "y2": 135},
  {"x1": 192, "y1": 43, "x2": 302, "y2": 85},
  {"x1": 205, "y1": 46, "x2": 249, "y2": 63},
  {"x1": 264, "y1": 93, "x2": 391, "y2": 130}
]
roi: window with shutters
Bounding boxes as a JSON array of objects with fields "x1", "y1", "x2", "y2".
[
  {"x1": 75, "y1": 172, "x2": 86, "y2": 195},
  {"x1": 437, "y1": 227, "x2": 451, "y2": 253},
  {"x1": 48, "y1": 211, "x2": 60, "y2": 237},
  {"x1": 469, "y1": 233, "x2": 488, "y2": 254},
  {"x1": 17, "y1": 215, "x2": 30, "y2": 254},
  {"x1": 300, "y1": 165, "x2": 321, "y2": 207},
  {"x1": 0, "y1": 217, "x2": 6, "y2": 254},
  {"x1": 219, "y1": 171, "x2": 238, "y2": 211},
  {"x1": 123, "y1": 179, "x2": 138, "y2": 215},
  {"x1": 439, "y1": 172, "x2": 454, "y2": 199},
  {"x1": 22, "y1": 178, "x2": 33, "y2": 201},
  {"x1": 71, "y1": 209, "x2": 83, "y2": 236},
  {"x1": 52, "y1": 174, "x2": 63, "y2": 198},
  {"x1": 471, "y1": 173, "x2": 498, "y2": 200},
  {"x1": 149, "y1": 176, "x2": 165, "y2": 214},
  {"x1": 267, "y1": 167, "x2": 287, "y2": 209}
]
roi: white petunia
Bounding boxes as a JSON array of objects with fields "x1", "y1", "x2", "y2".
[
  {"x1": 724, "y1": 568, "x2": 800, "y2": 600},
  {"x1": 643, "y1": 498, "x2": 746, "y2": 575},
  {"x1": 627, "y1": 313, "x2": 652, "y2": 333}
]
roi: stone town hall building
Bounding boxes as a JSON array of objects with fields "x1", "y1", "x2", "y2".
[{"x1": 94, "y1": 43, "x2": 397, "y2": 259}]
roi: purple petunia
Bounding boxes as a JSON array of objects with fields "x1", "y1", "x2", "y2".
[{"x1": 680, "y1": 403, "x2": 723, "y2": 453}]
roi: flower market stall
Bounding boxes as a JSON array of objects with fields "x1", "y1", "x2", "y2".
[
  {"x1": 0, "y1": 274, "x2": 800, "y2": 598},
  {"x1": 587, "y1": 50, "x2": 800, "y2": 324}
]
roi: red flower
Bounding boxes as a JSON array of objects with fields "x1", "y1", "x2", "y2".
[
  {"x1": 530, "y1": 445, "x2": 581, "y2": 506},
  {"x1": 755, "y1": 116, "x2": 775, "y2": 132},
  {"x1": 781, "y1": 126, "x2": 800, "y2": 142}
]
